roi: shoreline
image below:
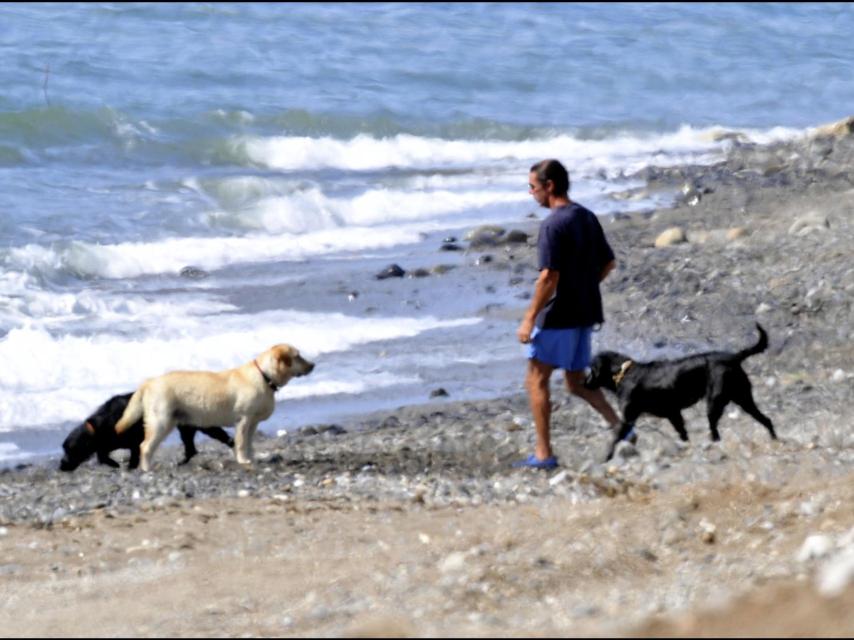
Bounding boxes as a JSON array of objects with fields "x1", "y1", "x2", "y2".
[{"x1": 1, "y1": 119, "x2": 853, "y2": 636}]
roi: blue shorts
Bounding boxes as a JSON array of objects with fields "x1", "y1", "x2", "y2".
[{"x1": 526, "y1": 326, "x2": 593, "y2": 372}]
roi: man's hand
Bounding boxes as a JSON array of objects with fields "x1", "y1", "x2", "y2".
[
  {"x1": 517, "y1": 317, "x2": 535, "y2": 344},
  {"x1": 518, "y1": 268, "x2": 558, "y2": 344}
]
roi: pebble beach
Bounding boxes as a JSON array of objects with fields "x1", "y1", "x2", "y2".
[{"x1": 1, "y1": 118, "x2": 853, "y2": 636}]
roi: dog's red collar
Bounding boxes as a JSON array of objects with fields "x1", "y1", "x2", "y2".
[
  {"x1": 84, "y1": 421, "x2": 96, "y2": 435},
  {"x1": 254, "y1": 359, "x2": 280, "y2": 392},
  {"x1": 613, "y1": 360, "x2": 634, "y2": 386}
]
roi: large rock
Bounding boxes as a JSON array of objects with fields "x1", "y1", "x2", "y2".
[
  {"x1": 503, "y1": 229, "x2": 529, "y2": 244},
  {"x1": 811, "y1": 115, "x2": 854, "y2": 139},
  {"x1": 375, "y1": 264, "x2": 406, "y2": 279},
  {"x1": 680, "y1": 183, "x2": 702, "y2": 206},
  {"x1": 430, "y1": 264, "x2": 455, "y2": 275},
  {"x1": 691, "y1": 227, "x2": 750, "y2": 244},
  {"x1": 654, "y1": 227, "x2": 687, "y2": 248},
  {"x1": 465, "y1": 225, "x2": 505, "y2": 248},
  {"x1": 179, "y1": 265, "x2": 209, "y2": 279},
  {"x1": 788, "y1": 212, "x2": 829, "y2": 236}
]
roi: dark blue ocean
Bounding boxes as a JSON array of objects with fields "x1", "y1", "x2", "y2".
[{"x1": 2, "y1": 2, "x2": 853, "y2": 464}]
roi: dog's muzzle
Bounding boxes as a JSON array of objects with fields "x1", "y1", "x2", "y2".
[
  {"x1": 612, "y1": 360, "x2": 634, "y2": 386},
  {"x1": 59, "y1": 456, "x2": 80, "y2": 472}
]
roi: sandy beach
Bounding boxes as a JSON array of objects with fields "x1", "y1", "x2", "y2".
[{"x1": 2, "y1": 119, "x2": 854, "y2": 637}]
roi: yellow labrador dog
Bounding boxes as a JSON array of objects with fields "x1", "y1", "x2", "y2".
[{"x1": 114, "y1": 344, "x2": 314, "y2": 471}]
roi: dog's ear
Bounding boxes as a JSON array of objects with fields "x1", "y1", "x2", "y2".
[
  {"x1": 598, "y1": 352, "x2": 619, "y2": 373},
  {"x1": 268, "y1": 345, "x2": 293, "y2": 370},
  {"x1": 271, "y1": 345, "x2": 293, "y2": 369}
]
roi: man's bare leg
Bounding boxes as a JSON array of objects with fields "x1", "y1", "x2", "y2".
[
  {"x1": 564, "y1": 370, "x2": 621, "y2": 431},
  {"x1": 526, "y1": 359, "x2": 555, "y2": 460}
]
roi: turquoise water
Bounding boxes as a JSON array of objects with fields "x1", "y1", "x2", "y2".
[{"x1": 1, "y1": 2, "x2": 853, "y2": 463}]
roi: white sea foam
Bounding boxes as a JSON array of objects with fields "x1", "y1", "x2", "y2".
[
  {"x1": 0, "y1": 282, "x2": 237, "y2": 332},
  {"x1": 714, "y1": 125, "x2": 807, "y2": 145},
  {"x1": 274, "y1": 370, "x2": 422, "y2": 401},
  {"x1": 4, "y1": 193, "x2": 527, "y2": 280},
  {"x1": 0, "y1": 310, "x2": 481, "y2": 431},
  {"x1": 0, "y1": 176, "x2": 654, "y2": 282},
  {"x1": 0, "y1": 442, "x2": 32, "y2": 464},
  {"x1": 210, "y1": 186, "x2": 528, "y2": 233},
  {"x1": 7, "y1": 178, "x2": 531, "y2": 279},
  {"x1": 3, "y1": 125, "x2": 810, "y2": 283},
  {"x1": 4, "y1": 224, "x2": 424, "y2": 280},
  {"x1": 0, "y1": 371, "x2": 421, "y2": 438},
  {"x1": 236, "y1": 125, "x2": 805, "y2": 173}
]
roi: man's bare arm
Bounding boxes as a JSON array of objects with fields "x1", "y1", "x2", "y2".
[
  {"x1": 600, "y1": 259, "x2": 616, "y2": 282},
  {"x1": 517, "y1": 268, "x2": 559, "y2": 343}
]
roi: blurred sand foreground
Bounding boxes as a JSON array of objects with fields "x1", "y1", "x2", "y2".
[{"x1": 1, "y1": 470, "x2": 852, "y2": 637}]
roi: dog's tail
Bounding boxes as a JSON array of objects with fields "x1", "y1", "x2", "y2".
[
  {"x1": 114, "y1": 387, "x2": 144, "y2": 435},
  {"x1": 734, "y1": 323, "x2": 768, "y2": 362}
]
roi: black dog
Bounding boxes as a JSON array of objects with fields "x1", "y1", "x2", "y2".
[
  {"x1": 585, "y1": 323, "x2": 777, "y2": 461},
  {"x1": 59, "y1": 392, "x2": 234, "y2": 471}
]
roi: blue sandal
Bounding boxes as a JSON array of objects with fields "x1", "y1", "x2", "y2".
[
  {"x1": 621, "y1": 425, "x2": 638, "y2": 445},
  {"x1": 512, "y1": 454, "x2": 559, "y2": 470}
]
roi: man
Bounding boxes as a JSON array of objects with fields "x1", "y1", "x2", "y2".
[{"x1": 515, "y1": 159, "x2": 625, "y2": 469}]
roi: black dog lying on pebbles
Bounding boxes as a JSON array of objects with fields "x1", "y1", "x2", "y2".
[
  {"x1": 59, "y1": 392, "x2": 233, "y2": 471},
  {"x1": 585, "y1": 323, "x2": 777, "y2": 461}
]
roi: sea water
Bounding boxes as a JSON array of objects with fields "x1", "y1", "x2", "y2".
[{"x1": 2, "y1": 2, "x2": 853, "y2": 464}]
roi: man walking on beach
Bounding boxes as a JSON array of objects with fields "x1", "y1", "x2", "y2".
[{"x1": 515, "y1": 159, "x2": 623, "y2": 469}]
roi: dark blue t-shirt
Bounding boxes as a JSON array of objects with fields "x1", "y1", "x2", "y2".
[{"x1": 535, "y1": 202, "x2": 615, "y2": 329}]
